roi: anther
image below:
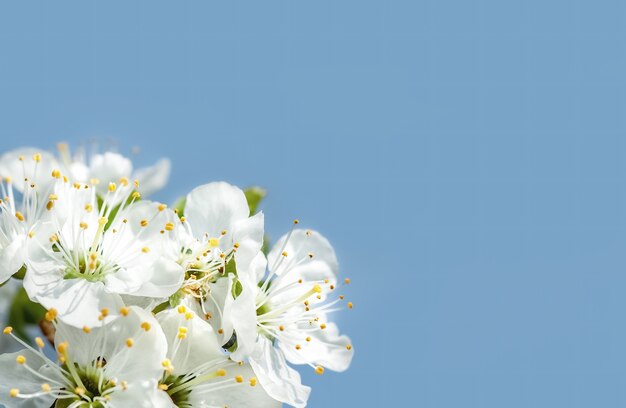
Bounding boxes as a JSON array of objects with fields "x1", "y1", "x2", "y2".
[
  {"x1": 15, "y1": 212, "x2": 24, "y2": 221},
  {"x1": 235, "y1": 375, "x2": 244, "y2": 383},
  {"x1": 315, "y1": 366, "x2": 325, "y2": 375},
  {"x1": 35, "y1": 337, "x2": 45, "y2": 348},
  {"x1": 120, "y1": 307, "x2": 130, "y2": 316},
  {"x1": 16, "y1": 355, "x2": 26, "y2": 364},
  {"x1": 9, "y1": 389, "x2": 19, "y2": 398},
  {"x1": 108, "y1": 182, "x2": 117, "y2": 192}
]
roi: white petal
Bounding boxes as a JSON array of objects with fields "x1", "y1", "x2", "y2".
[
  {"x1": 229, "y1": 273, "x2": 260, "y2": 362},
  {"x1": 232, "y1": 212, "x2": 264, "y2": 269},
  {"x1": 0, "y1": 350, "x2": 57, "y2": 408},
  {"x1": 249, "y1": 337, "x2": 311, "y2": 408},
  {"x1": 267, "y1": 229, "x2": 338, "y2": 277},
  {"x1": 107, "y1": 380, "x2": 173, "y2": 408},
  {"x1": 88, "y1": 153, "x2": 133, "y2": 196},
  {"x1": 0, "y1": 148, "x2": 60, "y2": 193},
  {"x1": 0, "y1": 234, "x2": 26, "y2": 284},
  {"x1": 185, "y1": 276, "x2": 235, "y2": 346},
  {"x1": 156, "y1": 308, "x2": 224, "y2": 375},
  {"x1": 133, "y1": 158, "x2": 171, "y2": 197},
  {"x1": 27, "y1": 277, "x2": 124, "y2": 328},
  {"x1": 281, "y1": 322, "x2": 354, "y2": 372},
  {"x1": 188, "y1": 362, "x2": 281, "y2": 408},
  {"x1": 185, "y1": 182, "x2": 250, "y2": 239}
]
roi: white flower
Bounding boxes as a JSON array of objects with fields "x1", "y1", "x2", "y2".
[
  {"x1": 229, "y1": 229, "x2": 354, "y2": 407},
  {"x1": 1, "y1": 144, "x2": 171, "y2": 198},
  {"x1": 154, "y1": 306, "x2": 280, "y2": 408},
  {"x1": 56, "y1": 143, "x2": 171, "y2": 198},
  {"x1": 24, "y1": 176, "x2": 184, "y2": 327},
  {"x1": 0, "y1": 152, "x2": 57, "y2": 283},
  {"x1": 163, "y1": 182, "x2": 264, "y2": 345},
  {"x1": 0, "y1": 306, "x2": 168, "y2": 408}
]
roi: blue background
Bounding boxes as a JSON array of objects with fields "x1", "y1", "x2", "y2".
[{"x1": 1, "y1": 1, "x2": 626, "y2": 406}]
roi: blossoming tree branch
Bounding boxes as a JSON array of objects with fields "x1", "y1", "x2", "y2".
[{"x1": 0, "y1": 144, "x2": 354, "y2": 408}]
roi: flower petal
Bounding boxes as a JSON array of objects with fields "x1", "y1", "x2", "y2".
[
  {"x1": 249, "y1": 337, "x2": 311, "y2": 408},
  {"x1": 133, "y1": 158, "x2": 171, "y2": 197}
]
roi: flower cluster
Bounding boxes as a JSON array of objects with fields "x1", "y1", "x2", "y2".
[{"x1": 0, "y1": 145, "x2": 354, "y2": 407}]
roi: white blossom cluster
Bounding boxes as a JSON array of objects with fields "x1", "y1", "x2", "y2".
[{"x1": 0, "y1": 145, "x2": 354, "y2": 408}]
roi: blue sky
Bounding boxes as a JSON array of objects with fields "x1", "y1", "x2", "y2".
[{"x1": 2, "y1": 1, "x2": 626, "y2": 406}]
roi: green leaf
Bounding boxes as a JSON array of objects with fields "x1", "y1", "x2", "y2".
[
  {"x1": 244, "y1": 186, "x2": 267, "y2": 216},
  {"x1": 172, "y1": 196, "x2": 187, "y2": 217},
  {"x1": 7, "y1": 287, "x2": 46, "y2": 343}
]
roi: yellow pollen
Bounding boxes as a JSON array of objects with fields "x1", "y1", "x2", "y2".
[
  {"x1": 79, "y1": 221, "x2": 88, "y2": 229},
  {"x1": 158, "y1": 203, "x2": 167, "y2": 211},
  {"x1": 180, "y1": 216, "x2": 186, "y2": 222},
  {"x1": 279, "y1": 325, "x2": 285, "y2": 331},
  {"x1": 177, "y1": 305, "x2": 187, "y2": 314},
  {"x1": 162, "y1": 359, "x2": 172, "y2": 368},
  {"x1": 346, "y1": 344, "x2": 353, "y2": 350},
  {"x1": 15, "y1": 212, "x2": 24, "y2": 221},
  {"x1": 140, "y1": 219, "x2": 148, "y2": 227},
  {"x1": 57, "y1": 342, "x2": 69, "y2": 354},
  {"x1": 216, "y1": 368, "x2": 227, "y2": 377},
  {"x1": 142, "y1": 247, "x2": 150, "y2": 253},
  {"x1": 219, "y1": 253, "x2": 226, "y2": 259},
  {"x1": 293, "y1": 219, "x2": 299, "y2": 224},
  {"x1": 75, "y1": 387, "x2": 85, "y2": 396},
  {"x1": 35, "y1": 337, "x2": 45, "y2": 348},
  {"x1": 45, "y1": 309, "x2": 58, "y2": 322},
  {"x1": 141, "y1": 322, "x2": 151, "y2": 331},
  {"x1": 185, "y1": 312, "x2": 193, "y2": 320},
  {"x1": 28, "y1": 231, "x2": 35, "y2": 238},
  {"x1": 315, "y1": 366, "x2": 325, "y2": 375},
  {"x1": 295, "y1": 344, "x2": 301, "y2": 350},
  {"x1": 282, "y1": 251, "x2": 288, "y2": 257},
  {"x1": 158, "y1": 384, "x2": 169, "y2": 391},
  {"x1": 119, "y1": 177, "x2": 129, "y2": 186},
  {"x1": 209, "y1": 238, "x2": 220, "y2": 247},
  {"x1": 83, "y1": 326, "x2": 91, "y2": 333},
  {"x1": 84, "y1": 204, "x2": 93, "y2": 212},
  {"x1": 99, "y1": 217, "x2": 108, "y2": 226},
  {"x1": 108, "y1": 182, "x2": 117, "y2": 192},
  {"x1": 306, "y1": 336, "x2": 311, "y2": 342},
  {"x1": 100, "y1": 308, "x2": 109, "y2": 317},
  {"x1": 46, "y1": 201, "x2": 54, "y2": 211},
  {"x1": 235, "y1": 375, "x2": 244, "y2": 383},
  {"x1": 165, "y1": 222, "x2": 174, "y2": 231},
  {"x1": 221, "y1": 229, "x2": 227, "y2": 235},
  {"x1": 18, "y1": 155, "x2": 24, "y2": 161},
  {"x1": 119, "y1": 307, "x2": 130, "y2": 316},
  {"x1": 339, "y1": 295, "x2": 345, "y2": 300},
  {"x1": 51, "y1": 169, "x2": 61, "y2": 178},
  {"x1": 348, "y1": 302, "x2": 353, "y2": 309},
  {"x1": 132, "y1": 191, "x2": 141, "y2": 200},
  {"x1": 320, "y1": 323, "x2": 327, "y2": 330},
  {"x1": 344, "y1": 278, "x2": 351, "y2": 284},
  {"x1": 16, "y1": 355, "x2": 26, "y2": 364},
  {"x1": 90, "y1": 178, "x2": 100, "y2": 185},
  {"x1": 9, "y1": 389, "x2": 19, "y2": 398},
  {"x1": 234, "y1": 243, "x2": 240, "y2": 248},
  {"x1": 41, "y1": 383, "x2": 51, "y2": 392},
  {"x1": 125, "y1": 338, "x2": 134, "y2": 348},
  {"x1": 3, "y1": 326, "x2": 12, "y2": 335},
  {"x1": 313, "y1": 284, "x2": 322, "y2": 293},
  {"x1": 33, "y1": 153, "x2": 41, "y2": 162},
  {"x1": 309, "y1": 252, "x2": 314, "y2": 258},
  {"x1": 217, "y1": 328, "x2": 224, "y2": 334},
  {"x1": 249, "y1": 377, "x2": 257, "y2": 386}
]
